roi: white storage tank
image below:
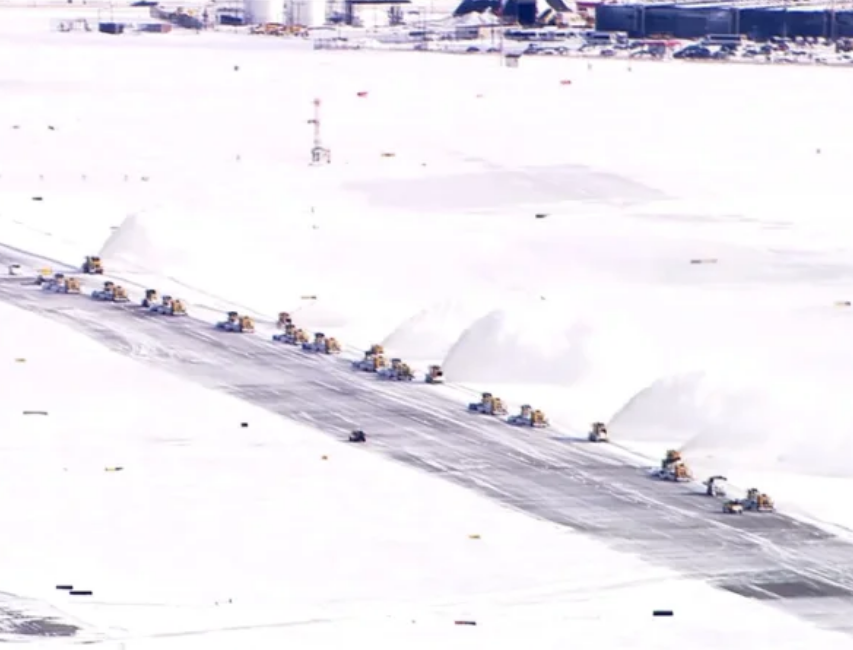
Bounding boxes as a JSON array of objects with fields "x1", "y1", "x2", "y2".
[
  {"x1": 244, "y1": 0, "x2": 286, "y2": 24},
  {"x1": 288, "y1": 0, "x2": 326, "y2": 26}
]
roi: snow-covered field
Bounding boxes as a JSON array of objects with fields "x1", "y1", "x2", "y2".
[{"x1": 4, "y1": 5, "x2": 853, "y2": 645}]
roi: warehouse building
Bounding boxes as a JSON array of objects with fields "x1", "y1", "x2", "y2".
[{"x1": 595, "y1": 3, "x2": 853, "y2": 40}]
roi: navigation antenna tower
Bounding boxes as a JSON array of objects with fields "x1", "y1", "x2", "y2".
[{"x1": 308, "y1": 98, "x2": 331, "y2": 165}]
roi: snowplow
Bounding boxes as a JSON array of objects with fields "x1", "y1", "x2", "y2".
[
  {"x1": 588, "y1": 422, "x2": 609, "y2": 442},
  {"x1": 425, "y1": 365, "x2": 444, "y2": 384},
  {"x1": 743, "y1": 488, "x2": 775, "y2": 512},
  {"x1": 272, "y1": 323, "x2": 309, "y2": 345},
  {"x1": 652, "y1": 449, "x2": 692, "y2": 482},
  {"x1": 722, "y1": 490, "x2": 774, "y2": 514},
  {"x1": 91, "y1": 281, "x2": 129, "y2": 302},
  {"x1": 41, "y1": 273, "x2": 81, "y2": 294},
  {"x1": 82, "y1": 255, "x2": 103, "y2": 274},
  {"x1": 168, "y1": 298, "x2": 187, "y2": 316},
  {"x1": 324, "y1": 336, "x2": 342, "y2": 354},
  {"x1": 34, "y1": 267, "x2": 53, "y2": 285},
  {"x1": 722, "y1": 499, "x2": 745, "y2": 514},
  {"x1": 215, "y1": 311, "x2": 255, "y2": 333},
  {"x1": 377, "y1": 357, "x2": 414, "y2": 381},
  {"x1": 64, "y1": 277, "x2": 81, "y2": 294},
  {"x1": 703, "y1": 475, "x2": 728, "y2": 497},
  {"x1": 141, "y1": 289, "x2": 159, "y2": 308},
  {"x1": 150, "y1": 295, "x2": 187, "y2": 316},
  {"x1": 40, "y1": 272, "x2": 63, "y2": 291},
  {"x1": 507, "y1": 405, "x2": 549, "y2": 428},
  {"x1": 467, "y1": 392, "x2": 507, "y2": 416},
  {"x1": 352, "y1": 346, "x2": 387, "y2": 372},
  {"x1": 302, "y1": 332, "x2": 341, "y2": 354}
]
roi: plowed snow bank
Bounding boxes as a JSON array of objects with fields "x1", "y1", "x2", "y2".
[
  {"x1": 441, "y1": 298, "x2": 656, "y2": 402},
  {"x1": 611, "y1": 362, "x2": 853, "y2": 478},
  {"x1": 381, "y1": 298, "x2": 494, "y2": 361},
  {"x1": 99, "y1": 211, "x2": 187, "y2": 274},
  {"x1": 96, "y1": 206, "x2": 468, "y2": 344},
  {"x1": 443, "y1": 300, "x2": 585, "y2": 385}
]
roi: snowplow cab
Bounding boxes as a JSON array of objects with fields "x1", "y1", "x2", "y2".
[
  {"x1": 673, "y1": 463, "x2": 691, "y2": 480},
  {"x1": 162, "y1": 295, "x2": 173, "y2": 307},
  {"x1": 145, "y1": 289, "x2": 158, "y2": 302},
  {"x1": 240, "y1": 316, "x2": 255, "y2": 331},
  {"x1": 326, "y1": 337, "x2": 341, "y2": 353},
  {"x1": 227, "y1": 311, "x2": 239, "y2": 323},
  {"x1": 428, "y1": 365, "x2": 443, "y2": 379},
  {"x1": 103, "y1": 280, "x2": 115, "y2": 292},
  {"x1": 757, "y1": 493, "x2": 774, "y2": 510},
  {"x1": 83, "y1": 256, "x2": 103, "y2": 274},
  {"x1": 314, "y1": 332, "x2": 326, "y2": 344},
  {"x1": 390, "y1": 358, "x2": 402, "y2": 370},
  {"x1": 520, "y1": 404, "x2": 533, "y2": 418},
  {"x1": 662, "y1": 449, "x2": 682, "y2": 469},
  {"x1": 368, "y1": 344, "x2": 384, "y2": 356},
  {"x1": 589, "y1": 421, "x2": 608, "y2": 441},
  {"x1": 372, "y1": 354, "x2": 387, "y2": 370},
  {"x1": 481, "y1": 392, "x2": 493, "y2": 404},
  {"x1": 284, "y1": 322, "x2": 296, "y2": 334}
]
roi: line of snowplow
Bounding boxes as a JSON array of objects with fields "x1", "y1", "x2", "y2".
[
  {"x1": 26, "y1": 256, "x2": 779, "y2": 516},
  {"x1": 651, "y1": 450, "x2": 776, "y2": 514}
]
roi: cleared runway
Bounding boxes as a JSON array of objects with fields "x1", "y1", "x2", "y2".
[{"x1": 3, "y1": 251, "x2": 853, "y2": 636}]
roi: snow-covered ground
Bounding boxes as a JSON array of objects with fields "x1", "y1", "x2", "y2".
[
  {"x1": 8, "y1": 298, "x2": 853, "y2": 647},
  {"x1": 4, "y1": 5, "x2": 853, "y2": 643}
]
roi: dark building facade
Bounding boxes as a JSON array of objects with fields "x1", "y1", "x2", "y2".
[
  {"x1": 595, "y1": 4, "x2": 853, "y2": 40},
  {"x1": 454, "y1": 0, "x2": 538, "y2": 25}
]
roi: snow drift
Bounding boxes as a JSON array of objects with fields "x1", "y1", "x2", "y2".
[
  {"x1": 441, "y1": 298, "x2": 657, "y2": 398},
  {"x1": 609, "y1": 371, "x2": 760, "y2": 448},
  {"x1": 609, "y1": 308, "x2": 853, "y2": 478},
  {"x1": 99, "y1": 210, "x2": 191, "y2": 275},
  {"x1": 611, "y1": 364, "x2": 853, "y2": 479},
  {"x1": 442, "y1": 300, "x2": 587, "y2": 385},
  {"x1": 96, "y1": 207, "x2": 436, "y2": 342},
  {"x1": 381, "y1": 298, "x2": 494, "y2": 361}
]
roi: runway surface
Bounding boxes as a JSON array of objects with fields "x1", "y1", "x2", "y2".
[{"x1": 3, "y1": 250, "x2": 853, "y2": 636}]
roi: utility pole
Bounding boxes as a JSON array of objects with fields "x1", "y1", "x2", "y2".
[{"x1": 308, "y1": 98, "x2": 331, "y2": 165}]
